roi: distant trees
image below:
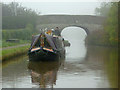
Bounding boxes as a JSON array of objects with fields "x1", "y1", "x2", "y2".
[
  {"x1": 2, "y1": 16, "x2": 37, "y2": 29},
  {"x1": 86, "y1": 2, "x2": 118, "y2": 46},
  {"x1": 95, "y1": 2, "x2": 111, "y2": 16},
  {"x1": 2, "y1": 2, "x2": 40, "y2": 40},
  {"x1": 2, "y1": 2, "x2": 39, "y2": 29},
  {"x1": 104, "y1": 2, "x2": 118, "y2": 45},
  {"x1": 2, "y1": 24, "x2": 34, "y2": 40},
  {"x1": 2, "y1": 2, "x2": 38, "y2": 16}
]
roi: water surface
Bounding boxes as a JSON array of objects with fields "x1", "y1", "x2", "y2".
[{"x1": 2, "y1": 27, "x2": 118, "y2": 88}]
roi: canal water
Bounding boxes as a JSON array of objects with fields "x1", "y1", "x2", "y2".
[{"x1": 2, "y1": 27, "x2": 118, "y2": 88}]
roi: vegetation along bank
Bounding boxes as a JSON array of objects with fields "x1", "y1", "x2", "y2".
[
  {"x1": 85, "y1": 2, "x2": 119, "y2": 47},
  {"x1": 1, "y1": 2, "x2": 39, "y2": 61},
  {"x1": 2, "y1": 45, "x2": 29, "y2": 62}
]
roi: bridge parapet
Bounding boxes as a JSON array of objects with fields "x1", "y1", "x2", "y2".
[{"x1": 36, "y1": 15, "x2": 105, "y2": 34}]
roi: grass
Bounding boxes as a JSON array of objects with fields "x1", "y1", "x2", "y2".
[
  {"x1": 2, "y1": 45, "x2": 30, "y2": 61},
  {"x1": 2, "y1": 40, "x2": 31, "y2": 47}
]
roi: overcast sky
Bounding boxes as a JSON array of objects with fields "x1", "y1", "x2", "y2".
[
  {"x1": 2, "y1": 0, "x2": 105, "y2": 15},
  {"x1": 20, "y1": 2, "x2": 101, "y2": 15}
]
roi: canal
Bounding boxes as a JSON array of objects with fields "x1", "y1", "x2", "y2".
[{"x1": 2, "y1": 27, "x2": 118, "y2": 88}]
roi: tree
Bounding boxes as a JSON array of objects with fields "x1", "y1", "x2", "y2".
[
  {"x1": 2, "y1": 2, "x2": 38, "y2": 16},
  {"x1": 89, "y1": 2, "x2": 119, "y2": 46},
  {"x1": 104, "y1": 2, "x2": 118, "y2": 45},
  {"x1": 95, "y1": 2, "x2": 112, "y2": 16},
  {"x1": 2, "y1": 2, "x2": 39, "y2": 29}
]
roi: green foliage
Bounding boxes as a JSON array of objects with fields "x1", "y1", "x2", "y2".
[
  {"x1": 104, "y1": 2, "x2": 118, "y2": 45},
  {"x1": 2, "y1": 28, "x2": 33, "y2": 40},
  {"x1": 2, "y1": 2, "x2": 39, "y2": 29},
  {"x1": 2, "y1": 2, "x2": 38, "y2": 17},
  {"x1": 25, "y1": 23, "x2": 34, "y2": 31},
  {"x1": 2, "y1": 16, "x2": 38, "y2": 29},
  {"x1": 2, "y1": 40, "x2": 30, "y2": 47},
  {"x1": 85, "y1": 30, "x2": 110, "y2": 46},
  {"x1": 88, "y1": 2, "x2": 118, "y2": 47},
  {"x1": 2, "y1": 45, "x2": 29, "y2": 61}
]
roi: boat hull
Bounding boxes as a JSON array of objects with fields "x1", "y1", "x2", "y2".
[{"x1": 28, "y1": 49, "x2": 60, "y2": 61}]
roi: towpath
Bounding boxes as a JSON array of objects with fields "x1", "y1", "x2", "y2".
[{"x1": 0, "y1": 44, "x2": 30, "y2": 50}]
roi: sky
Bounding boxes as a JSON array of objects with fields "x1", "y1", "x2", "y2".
[
  {"x1": 2, "y1": 0, "x2": 119, "y2": 15},
  {"x1": 21, "y1": 2, "x2": 101, "y2": 15}
]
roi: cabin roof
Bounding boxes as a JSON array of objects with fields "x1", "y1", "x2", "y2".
[{"x1": 30, "y1": 33, "x2": 57, "y2": 50}]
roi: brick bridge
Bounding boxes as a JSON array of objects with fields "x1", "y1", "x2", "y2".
[{"x1": 36, "y1": 15, "x2": 106, "y2": 34}]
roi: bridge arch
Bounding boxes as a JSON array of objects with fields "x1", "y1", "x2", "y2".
[
  {"x1": 60, "y1": 25, "x2": 89, "y2": 35},
  {"x1": 36, "y1": 15, "x2": 105, "y2": 34}
]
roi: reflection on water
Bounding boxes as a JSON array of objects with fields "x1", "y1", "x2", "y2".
[
  {"x1": 28, "y1": 60, "x2": 64, "y2": 88},
  {"x1": 84, "y1": 46, "x2": 118, "y2": 88},
  {"x1": 2, "y1": 27, "x2": 118, "y2": 88},
  {"x1": 0, "y1": 63, "x2": 2, "y2": 89}
]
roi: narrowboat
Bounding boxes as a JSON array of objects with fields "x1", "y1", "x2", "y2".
[{"x1": 28, "y1": 32, "x2": 65, "y2": 61}]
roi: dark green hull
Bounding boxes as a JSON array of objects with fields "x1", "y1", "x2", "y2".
[
  {"x1": 28, "y1": 33, "x2": 65, "y2": 61},
  {"x1": 28, "y1": 49, "x2": 61, "y2": 61}
]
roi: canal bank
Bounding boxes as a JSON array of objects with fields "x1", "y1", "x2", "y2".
[{"x1": 1, "y1": 44, "x2": 30, "y2": 62}]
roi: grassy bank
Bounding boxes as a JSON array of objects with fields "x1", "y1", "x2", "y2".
[
  {"x1": 2, "y1": 45, "x2": 30, "y2": 62},
  {"x1": 2, "y1": 40, "x2": 31, "y2": 47}
]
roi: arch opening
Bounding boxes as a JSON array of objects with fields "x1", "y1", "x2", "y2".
[
  {"x1": 61, "y1": 25, "x2": 89, "y2": 35},
  {"x1": 61, "y1": 26, "x2": 87, "y2": 60},
  {"x1": 61, "y1": 26, "x2": 87, "y2": 43}
]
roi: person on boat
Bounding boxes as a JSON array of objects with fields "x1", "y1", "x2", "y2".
[
  {"x1": 53, "y1": 27, "x2": 61, "y2": 36},
  {"x1": 46, "y1": 30, "x2": 52, "y2": 35}
]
